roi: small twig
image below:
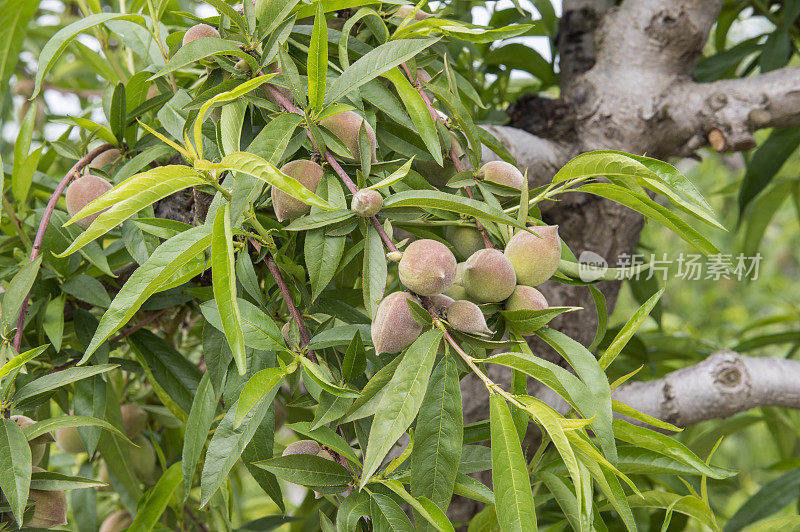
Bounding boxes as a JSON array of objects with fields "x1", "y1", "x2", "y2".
[
  {"x1": 260, "y1": 82, "x2": 398, "y2": 253},
  {"x1": 13, "y1": 143, "x2": 115, "y2": 351},
  {"x1": 184, "y1": 505, "x2": 210, "y2": 532},
  {"x1": 109, "y1": 310, "x2": 168, "y2": 343},
  {"x1": 264, "y1": 255, "x2": 317, "y2": 363},
  {"x1": 247, "y1": 236, "x2": 318, "y2": 363},
  {"x1": 400, "y1": 63, "x2": 494, "y2": 248}
]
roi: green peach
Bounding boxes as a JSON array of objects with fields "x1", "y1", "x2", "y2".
[
  {"x1": 462, "y1": 248, "x2": 517, "y2": 303},
  {"x1": 319, "y1": 111, "x2": 377, "y2": 163},
  {"x1": 272, "y1": 159, "x2": 324, "y2": 221},
  {"x1": 398, "y1": 239, "x2": 457, "y2": 296},
  {"x1": 447, "y1": 300, "x2": 491, "y2": 334},
  {"x1": 505, "y1": 285, "x2": 549, "y2": 311},
  {"x1": 504, "y1": 225, "x2": 561, "y2": 287},
  {"x1": 371, "y1": 292, "x2": 424, "y2": 354},
  {"x1": 65, "y1": 174, "x2": 113, "y2": 229}
]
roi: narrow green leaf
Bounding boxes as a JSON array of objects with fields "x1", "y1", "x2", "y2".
[
  {"x1": 361, "y1": 330, "x2": 443, "y2": 486},
  {"x1": 341, "y1": 330, "x2": 366, "y2": 383},
  {"x1": 362, "y1": 224, "x2": 387, "y2": 319},
  {"x1": 370, "y1": 491, "x2": 415, "y2": 531},
  {"x1": 0, "y1": 418, "x2": 31, "y2": 527},
  {"x1": 254, "y1": 454, "x2": 352, "y2": 490},
  {"x1": 308, "y1": 1, "x2": 328, "y2": 111},
  {"x1": 200, "y1": 396, "x2": 272, "y2": 507},
  {"x1": 12, "y1": 364, "x2": 117, "y2": 405},
  {"x1": 212, "y1": 203, "x2": 246, "y2": 375},
  {"x1": 22, "y1": 415, "x2": 129, "y2": 444},
  {"x1": 201, "y1": 152, "x2": 335, "y2": 210},
  {"x1": 383, "y1": 189, "x2": 526, "y2": 230},
  {"x1": 490, "y1": 394, "x2": 537, "y2": 532},
  {"x1": 535, "y1": 327, "x2": 616, "y2": 462},
  {"x1": 326, "y1": 37, "x2": 439, "y2": 104},
  {"x1": 0, "y1": 345, "x2": 48, "y2": 381},
  {"x1": 82, "y1": 226, "x2": 212, "y2": 363},
  {"x1": 1, "y1": 255, "x2": 42, "y2": 335},
  {"x1": 598, "y1": 287, "x2": 663, "y2": 369},
  {"x1": 382, "y1": 68, "x2": 442, "y2": 165},
  {"x1": 412, "y1": 355, "x2": 462, "y2": 517},
  {"x1": 182, "y1": 374, "x2": 217, "y2": 497},
  {"x1": 150, "y1": 36, "x2": 258, "y2": 81},
  {"x1": 128, "y1": 462, "x2": 183, "y2": 532},
  {"x1": 32, "y1": 13, "x2": 145, "y2": 98},
  {"x1": 57, "y1": 166, "x2": 206, "y2": 257},
  {"x1": 234, "y1": 367, "x2": 285, "y2": 428},
  {"x1": 0, "y1": 0, "x2": 40, "y2": 89}
]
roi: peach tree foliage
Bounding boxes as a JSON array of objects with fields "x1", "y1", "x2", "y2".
[{"x1": 0, "y1": 1, "x2": 733, "y2": 531}]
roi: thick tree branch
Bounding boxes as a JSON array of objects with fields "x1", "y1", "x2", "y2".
[{"x1": 612, "y1": 351, "x2": 800, "y2": 428}]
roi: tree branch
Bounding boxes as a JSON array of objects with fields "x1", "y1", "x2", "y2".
[
  {"x1": 13, "y1": 143, "x2": 115, "y2": 351},
  {"x1": 612, "y1": 351, "x2": 800, "y2": 428},
  {"x1": 260, "y1": 82, "x2": 397, "y2": 253}
]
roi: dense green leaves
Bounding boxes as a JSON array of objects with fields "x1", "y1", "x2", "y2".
[
  {"x1": 490, "y1": 394, "x2": 536, "y2": 531},
  {"x1": 361, "y1": 330, "x2": 443, "y2": 486}
]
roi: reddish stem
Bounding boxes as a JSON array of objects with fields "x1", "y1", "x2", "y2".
[
  {"x1": 249, "y1": 238, "x2": 317, "y2": 363},
  {"x1": 262, "y1": 83, "x2": 398, "y2": 253},
  {"x1": 400, "y1": 63, "x2": 495, "y2": 249},
  {"x1": 13, "y1": 143, "x2": 115, "y2": 351}
]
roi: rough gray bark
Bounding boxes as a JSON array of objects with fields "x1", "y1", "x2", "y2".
[
  {"x1": 451, "y1": 0, "x2": 800, "y2": 523},
  {"x1": 613, "y1": 351, "x2": 800, "y2": 428}
]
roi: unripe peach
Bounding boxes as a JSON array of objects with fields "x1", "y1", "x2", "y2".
[
  {"x1": 131, "y1": 434, "x2": 156, "y2": 483},
  {"x1": 462, "y1": 248, "x2": 516, "y2": 303},
  {"x1": 504, "y1": 225, "x2": 561, "y2": 287},
  {"x1": 11, "y1": 415, "x2": 52, "y2": 466},
  {"x1": 395, "y1": 5, "x2": 432, "y2": 19},
  {"x1": 447, "y1": 300, "x2": 491, "y2": 334},
  {"x1": 351, "y1": 189, "x2": 383, "y2": 217},
  {"x1": 55, "y1": 425, "x2": 86, "y2": 454},
  {"x1": 146, "y1": 84, "x2": 159, "y2": 99},
  {"x1": 430, "y1": 294, "x2": 454, "y2": 314},
  {"x1": 65, "y1": 174, "x2": 113, "y2": 229},
  {"x1": 317, "y1": 449, "x2": 335, "y2": 461},
  {"x1": 480, "y1": 161, "x2": 524, "y2": 194},
  {"x1": 182, "y1": 23, "x2": 220, "y2": 46},
  {"x1": 442, "y1": 262, "x2": 467, "y2": 299},
  {"x1": 371, "y1": 292, "x2": 424, "y2": 354},
  {"x1": 120, "y1": 404, "x2": 148, "y2": 438},
  {"x1": 234, "y1": 58, "x2": 251, "y2": 73},
  {"x1": 271, "y1": 159, "x2": 324, "y2": 221},
  {"x1": 282, "y1": 439, "x2": 321, "y2": 456},
  {"x1": 87, "y1": 148, "x2": 121, "y2": 171},
  {"x1": 398, "y1": 239, "x2": 457, "y2": 296},
  {"x1": 99, "y1": 510, "x2": 133, "y2": 532},
  {"x1": 505, "y1": 285, "x2": 548, "y2": 311},
  {"x1": 446, "y1": 225, "x2": 484, "y2": 260},
  {"x1": 26, "y1": 484, "x2": 68, "y2": 528},
  {"x1": 319, "y1": 111, "x2": 377, "y2": 163}
]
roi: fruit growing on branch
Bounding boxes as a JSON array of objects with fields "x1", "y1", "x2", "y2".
[
  {"x1": 319, "y1": 111, "x2": 377, "y2": 163},
  {"x1": 463, "y1": 248, "x2": 517, "y2": 303},
  {"x1": 182, "y1": 23, "x2": 219, "y2": 46},
  {"x1": 398, "y1": 239, "x2": 458, "y2": 296},
  {"x1": 371, "y1": 292, "x2": 424, "y2": 354},
  {"x1": 504, "y1": 225, "x2": 562, "y2": 287},
  {"x1": 351, "y1": 189, "x2": 383, "y2": 217},
  {"x1": 447, "y1": 300, "x2": 491, "y2": 334},
  {"x1": 505, "y1": 285, "x2": 549, "y2": 311},
  {"x1": 65, "y1": 174, "x2": 113, "y2": 229},
  {"x1": 271, "y1": 159, "x2": 323, "y2": 221}
]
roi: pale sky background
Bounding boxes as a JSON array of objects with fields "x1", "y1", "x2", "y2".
[{"x1": 2, "y1": 0, "x2": 773, "y2": 145}]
